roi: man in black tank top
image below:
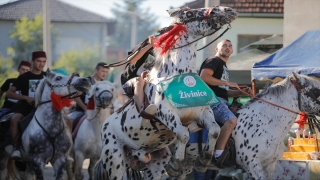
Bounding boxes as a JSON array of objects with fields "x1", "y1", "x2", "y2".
[{"x1": 121, "y1": 35, "x2": 157, "y2": 118}]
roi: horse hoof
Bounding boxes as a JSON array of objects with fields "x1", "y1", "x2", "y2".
[
  {"x1": 164, "y1": 163, "x2": 180, "y2": 177},
  {"x1": 194, "y1": 157, "x2": 209, "y2": 173}
]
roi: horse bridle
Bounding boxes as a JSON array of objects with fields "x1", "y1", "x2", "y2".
[
  {"x1": 38, "y1": 73, "x2": 81, "y2": 106},
  {"x1": 87, "y1": 89, "x2": 114, "y2": 121},
  {"x1": 172, "y1": 7, "x2": 232, "y2": 51},
  {"x1": 34, "y1": 73, "x2": 80, "y2": 163}
]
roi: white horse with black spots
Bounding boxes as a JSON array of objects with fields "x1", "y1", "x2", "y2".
[
  {"x1": 94, "y1": 6, "x2": 237, "y2": 180},
  {"x1": 170, "y1": 73, "x2": 320, "y2": 180},
  {"x1": 68, "y1": 81, "x2": 114, "y2": 180},
  {"x1": 7, "y1": 69, "x2": 90, "y2": 180}
]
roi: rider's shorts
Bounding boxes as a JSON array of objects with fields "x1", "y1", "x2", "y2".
[
  {"x1": 210, "y1": 97, "x2": 236, "y2": 124},
  {"x1": 67, "y1": 111, "x2": 85, "y2": 121},
  {"x1": 14, "y1": 100, "x2": 35, "y2": 117},
  {"x1": 0, "y1": 108, "x2": 11, "y2": 119}
]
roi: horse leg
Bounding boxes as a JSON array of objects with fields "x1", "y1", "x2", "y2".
[
  {"x1": 0, "y1": 149, "x2": 9, "y2": 180},
  {"x1": 100, "y1": 142, "x2": 126, "y2": 179},
  {"x1": 32, "y1": 159, "x2": 45, "y2": 180},
  {"x1": 141, "y1": 147, "x2": 171, "y2": 180},
  {"x1": 242, "y1": 158, "x2": 266, "y2": 180},
  {"x1": 161, "y1": 114, "x2": 189, "y2": 177},
  {"x1": 74, "y1": 151, "x2": 84, "y2": 180},
  {"x1": 52, "y1": 157, "x2": 66, "y2": 180},
  {"x1": 194, "y1": 108, "x2": 220, "y2": 172},
  {"x1": 88, "y1": 158, "x2": 98, "y2": 180}
]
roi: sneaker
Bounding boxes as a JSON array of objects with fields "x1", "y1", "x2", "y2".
[
  {"x1": 11, "y1": 149, "x2": 22, "y2": 159},
  {"x1": 67, "y1": 156, "x2": 74, "y2": 162},
  {"x1": 144, "y1": 104, "x2": 157, "y2": 115}
]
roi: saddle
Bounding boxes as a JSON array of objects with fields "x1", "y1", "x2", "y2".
[{"x1": 72, "y1": 114, "x2": 87, "y2": 140}]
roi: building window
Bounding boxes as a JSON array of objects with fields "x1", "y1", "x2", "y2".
[{"x1": 238, "y1": 34, "x2": 272, "y2": 53}]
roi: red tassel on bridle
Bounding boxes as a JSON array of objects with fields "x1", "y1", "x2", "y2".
[
  {"x1": 155, "y1": 24, "x2": 187, "y2": 56},
  {"x1": 87, "y1": 97, "x2": 95, "y2": 110},
  {"x1": 296, "y1": 111, "x2": 308, "y2": 129},
  {"x1": 50, "y1": 92, "x2": 72, "y2": 111}
]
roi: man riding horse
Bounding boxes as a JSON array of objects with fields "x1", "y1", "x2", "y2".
[
  {"x1": 121, "y1": 35, "x2": 158, "y2": 118},
  {"x1": 7, "y1": 51, "x2": 47, "y2": 159},
  {"x1": 0, "y1": 61, "x2": 31, "y2": 119}
]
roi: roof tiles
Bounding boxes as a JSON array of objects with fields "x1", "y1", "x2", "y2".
[{"x1": 0, "y1": 0, "x2": 111, "y2": 23}]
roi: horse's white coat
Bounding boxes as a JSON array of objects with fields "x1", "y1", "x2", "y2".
[
  {"x1": 95, "y1": 6, "x2": 237, "y2": 180},
  {"x1": 71, "y1": 81, "x2": 114, "y2": 180},
  {"x1": 21, "y1": 70, "x2": 90, "y2": 180},
  {"x1": 178, "y1": 74, "x2": 320, "y2": 180}
]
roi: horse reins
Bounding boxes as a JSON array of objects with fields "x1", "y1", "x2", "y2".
[{"x1": 104, "y1": 7, "x2": 232, "y2": 68}]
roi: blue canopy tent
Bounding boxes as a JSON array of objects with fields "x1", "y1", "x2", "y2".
[{"x1": 251, "y1": 30, "x2": 320, "y2": 94}]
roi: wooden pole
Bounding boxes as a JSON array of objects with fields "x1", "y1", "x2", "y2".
[
  {"x1": 43, "y1": 0, "x2": 51, "y2": 68},
  {"x1": 252, "y1": 79, "x2": 256, "y2": 96}
]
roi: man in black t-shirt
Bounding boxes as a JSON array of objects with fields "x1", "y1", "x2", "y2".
[
  {"x1": 67, "y1": 62, "x2": 110, "y2": 121},
  {"x1": 197, "y1": 40, "x2": 251, "y2": 167},
  {"x1": 0, "y1": 61, "x2": 31, "y2": 119},
  {"x1": 7, "y1": 51, "x2": 47, "y2": 159}
]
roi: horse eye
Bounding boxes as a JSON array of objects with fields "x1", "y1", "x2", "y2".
[
  {"x1": 55, "y1": 76, "x2": 62, "y2": 80},
  {"x1": 96, "y1": 87, "x2": 99, "y2": 91}
]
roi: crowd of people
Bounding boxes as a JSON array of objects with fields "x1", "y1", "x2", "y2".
[{"x1": 0, "y1": 35, "x2": 251, "y2": 179}]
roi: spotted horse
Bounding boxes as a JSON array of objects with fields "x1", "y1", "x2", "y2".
[
  {"x1": 168, "y1": 73, "x2": 320, "y2": 180},
  {"x1": 94, "y1": 5, "x2": 237, "y2": 180}
]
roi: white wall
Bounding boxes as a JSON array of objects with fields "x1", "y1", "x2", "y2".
[
  {"x1": 284, "y1": 0, "x2": 320, "y2": 46},
  {"x1": 0, "y1": 20, "x2": 15, "y2": 57},
  {"x1": 195, "y1": 17, "x2": 283, "y2": 69}
]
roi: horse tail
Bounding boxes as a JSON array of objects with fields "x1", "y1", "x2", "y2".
[
  {"x1": 94, "y1": 159, "x2": 109, "y2": 180},
  {"x1": 7, "y1": 158, "x2": 18, "y2": 179}
]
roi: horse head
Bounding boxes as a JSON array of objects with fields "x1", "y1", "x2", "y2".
[
  {"x1": 153, "y1": 6, "x2": 237, "y2": 77},
  {"x1": 35, "y1": 69, "x2": 91, "y2": 107},
  {"x1": 290, "y1": 72, "x2": 320, "y2": 114},
  {"x1": 87, "y1": 81, "x2": 114, "y2": 109},
  {"x1": 167, "y1": 6, "x2": 237, "y2": 36}
]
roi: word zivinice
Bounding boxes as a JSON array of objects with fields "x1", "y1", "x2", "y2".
[{"x1": 179, "y1": 90, "x2": 207, "y2": 98}]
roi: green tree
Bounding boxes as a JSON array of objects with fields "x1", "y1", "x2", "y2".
[
  {"x1": 7, "y1": 14, "x2": 58, "y2": 68},
  {"x1": 53, "y1": 44, "x2": 103, "y2": 77},
  {"x1": 0, "y1": 56, "x2": 19, "y2": 105},
  {"x1": 109, "y1": 0, "x2": 160, "y2": 50}
]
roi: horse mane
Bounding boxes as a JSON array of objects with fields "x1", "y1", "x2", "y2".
[
  {"x1": 35, "y1": 77, "x2": 47, "y2": 108},
  {"x1": 243, "y1": 77, "x2": 291, "y2": 108},
  {"x1": 154, "y1": 24, "x2": 187, "y2": 57}
]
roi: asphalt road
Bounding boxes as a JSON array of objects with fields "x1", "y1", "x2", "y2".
[{"x1": 44, "y1": 159, "x2": 89, "y2": 180}]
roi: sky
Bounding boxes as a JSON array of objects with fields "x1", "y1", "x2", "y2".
[{"x1": 0, "y1": 0, "x2": 194, "y2": 27}]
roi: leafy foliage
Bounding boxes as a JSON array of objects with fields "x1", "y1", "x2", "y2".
[
  {"x1": 7, "y1": 14, "x2": 58, "y2": 68},
  {"x1": 109, "y1": 0, "x2": 160, "y2": 50},
  {"x1": 53, "y1": 44, "x2": 103, "y2": 77}
]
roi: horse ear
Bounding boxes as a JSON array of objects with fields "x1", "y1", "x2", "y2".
[
  {"x1": 292, "y1": 72, "x2": 300, "y2": 82},
  {"x1": 167, "y1": 8, "x2": 181, "y2": 17}
]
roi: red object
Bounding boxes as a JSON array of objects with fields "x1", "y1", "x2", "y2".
[
  {"x1": 296, "y1": 111, "x2": 308, "y2": 129},
  {"x1": 18, "y1": 60, "x2": 31, "y2": 69},
  {"x1": 155, "y1": 24, "x2": 187, "y2": 56},
  {"x1": 86, "y1": 98, "x2": 95, "y2": 110},
  {"x1": 32, "y1": 51, "x2": 46, "y2": 60},
  {"x1": 50, "y1": 92, "x2": 72, "y2": 111},
  {"x1": 203, "y1": 8, "x2": 211, "y2": 21}
]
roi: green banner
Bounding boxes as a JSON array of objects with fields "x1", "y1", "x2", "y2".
[{"x1": 160, "y1": 73, "x2": 220, "y2": 108}]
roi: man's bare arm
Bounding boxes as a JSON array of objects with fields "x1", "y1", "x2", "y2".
[
  {"x1": 74, "y1": 97, "x2": 87, "y2": 111},
  {"x1": 6, "y1": 86, "x2": 34, "y2": 104}
]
